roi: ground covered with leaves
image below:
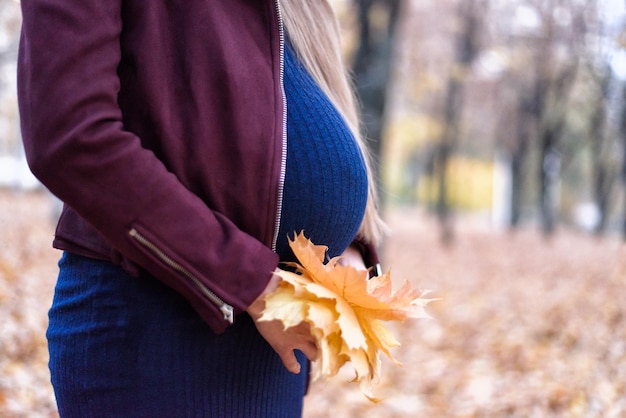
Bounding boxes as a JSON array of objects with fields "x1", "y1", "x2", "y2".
[{"x1": 1, "y1": 190, "x2": 624, "y2": 417}]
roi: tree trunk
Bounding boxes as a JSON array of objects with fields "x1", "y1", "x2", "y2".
[
  {"x1": 435, "y1": 74, "x2": 462, "y2": 244},
  {"x1": 535, "y1": 65, "x2": 577, "y2": 237},
  {"x1": 621, "y1": 81, "x2": 626, "y2": 240},
  {"x1": 434, "y1": 0, "x2": 483, "y2": 244},
  {"x1": 352, "y1": 0, "x2": 402, "y2": 193},
  {"x1": 620, "y1": 157, "x2": 626, "y2": 240},
  {"x1": 589, "y1": 73, "x2": 611, "y2": 235},
  {"x1": 510, "y1": 96, "x2": 532, "y2": 228},
  {"x1": 539, "y1": 136, "x2": 560, "y2": 235}
]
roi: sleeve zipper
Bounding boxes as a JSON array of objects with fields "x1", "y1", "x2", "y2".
[{"x1": 129, "y1": 228, "x2": 235, "y2": 324}]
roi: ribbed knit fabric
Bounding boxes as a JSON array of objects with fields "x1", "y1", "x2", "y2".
[
  {"x1": 275, "y1": 43, "x2": 368, "y2": 262},
  {"x1": 48, "y1": 253, "x2": 308, "y2": 418},
  {"x1": 47, "y1": 42, "x2": 368, "y2": 418}
]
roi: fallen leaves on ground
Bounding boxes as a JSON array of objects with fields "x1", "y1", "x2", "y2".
[
  {"x1": 0, "y1": 190, "x2": 58, "y2": 418},
  {"x1": 303, "y1": 209, "x2": 626, "y2": 417},
  {"x1": 1, "y1": 190, "x2": 625, "y2": 417}
]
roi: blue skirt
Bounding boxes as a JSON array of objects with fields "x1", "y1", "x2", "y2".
[{"x1": 47, "y1": 252, "x2": 308, "y2": 418}]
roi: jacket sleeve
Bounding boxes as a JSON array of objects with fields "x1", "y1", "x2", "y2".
[{"x1": 18, "y1": 0, "x2": 278, "y2": 333}]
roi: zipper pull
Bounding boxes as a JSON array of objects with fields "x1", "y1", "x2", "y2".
[
  {"x1": 129, "y1": 227, "x2": 236, "y2": 326},
  {"x1": 221, "y1": 304, "x2": 235, "y2": 324}
]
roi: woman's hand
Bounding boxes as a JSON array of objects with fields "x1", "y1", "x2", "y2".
[
  {"x1": 248, "y1": 244, "x2": 366, "y2": 374},
  {"x1": 247, "y1": 271, "x2": 318, "y2": 374}
]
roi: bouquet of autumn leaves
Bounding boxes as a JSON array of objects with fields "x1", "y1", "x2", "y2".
[{"x1": 259, "y1": 232, "x2": 435, "y2": 401}]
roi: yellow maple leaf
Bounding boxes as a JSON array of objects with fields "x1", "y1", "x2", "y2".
[{"x1": 260, "y1": 231, "x2": 436, "y2": 401}]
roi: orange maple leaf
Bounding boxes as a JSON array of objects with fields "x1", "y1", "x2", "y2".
[{"x1": 259, "y1": 231, "x2": 436, "y2": 401}]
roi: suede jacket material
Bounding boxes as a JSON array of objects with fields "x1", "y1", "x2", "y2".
[{"x1": 18, "y1": 0, "x2": 378, "y2": 334}]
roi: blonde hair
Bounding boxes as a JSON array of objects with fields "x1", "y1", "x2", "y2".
[{"x1": 280, "y1": 0, "x2": 386, "y2": 246}]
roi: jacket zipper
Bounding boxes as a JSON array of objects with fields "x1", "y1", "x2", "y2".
[
  {"x1": 271, "y1": 0, "x2": 287, "y2": 252},
  {"x1": 129, "y1": 228, "x2": 235, "y2": 324},
  {"x1": 128, "y1": 5, "x2": 284, "y2": 325}
]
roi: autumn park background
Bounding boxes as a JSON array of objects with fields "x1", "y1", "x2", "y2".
[{"x1": 1, "y1": 0, "x2": 626, "y2": 416}]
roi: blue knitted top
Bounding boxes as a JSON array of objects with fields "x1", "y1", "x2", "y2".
[{"x1": 275, "y1": 43, "x2": 368, "y2": 262}]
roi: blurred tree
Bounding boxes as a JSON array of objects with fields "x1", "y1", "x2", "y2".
[
  {"x1": 568, "y1": 0, "x2": 623, "y2": 236},
  {"x1": 622, "y1": 1, "x2": 626, "y2": 241},
  {"x1": 339, "y1": 0, "x2": 625, "y2": 238},
  {"x1": 494, "y1": 0, "x2": 588, "y2": 235},
  {"x1": 510, "y1": 93, "x2": 534, "y2": 227},
  {"x1": 534, "y1": 0, "x2": 587, "y2": 235},
  {"x1": 590, "y1": 73, "x2": 610, "y2": 233},
  {"x1": 351, "y1": 0, "x2": 402, "y2": 193},
  {"x1": 434, "y1": 0, "x2": 485, "y2": 243},
  {"x1": 589, "y1": 56, "x2": 626, "y2": 235},
  {"x1": 621, "y1": 83, "x2": 626, "y2": 239},
  {"x1": 0, "y1": 0, "x2": 26, "y2": 188}
]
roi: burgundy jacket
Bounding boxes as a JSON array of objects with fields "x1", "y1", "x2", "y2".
[{"x1": 18, "y1": 0, "x2": 378, "y2": 334}]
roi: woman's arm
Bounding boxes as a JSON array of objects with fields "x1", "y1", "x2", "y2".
[{"x1": 18, "y1": 0, "x2": 278, "y2": 333}]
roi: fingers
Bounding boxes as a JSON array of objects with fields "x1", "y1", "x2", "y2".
[
  {"x1": 275, "y1": 327, "x2": 319, "y2": 374},
  {"x1": 290, "y1": 323, "x2": 319, "y2": 362},
  {"x1": 277, "y1": 343, "x2": 318, "y2": 374},
  {"x1": 298, "y1": 340, "x2": 318, "y2": 363},
  {"x1": 251, "y1": 312, "x2": 319, "y2": 374},
  {"x1": 279, "y1": 351, "x2": 302, "y2": 374}
]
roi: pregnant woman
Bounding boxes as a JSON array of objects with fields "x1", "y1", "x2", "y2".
[{"x1": 18, "y1": 1, "x2": 385, "y2": 416}]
